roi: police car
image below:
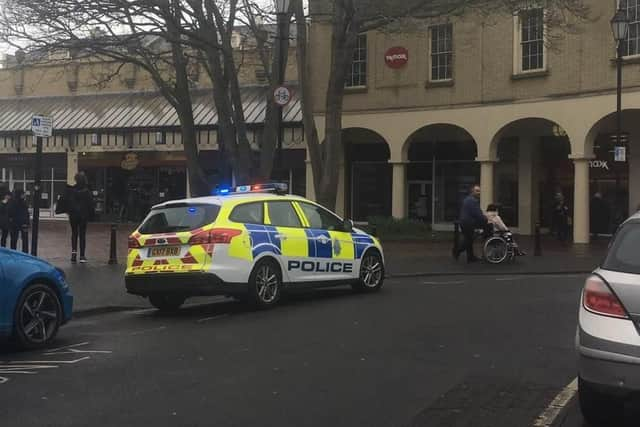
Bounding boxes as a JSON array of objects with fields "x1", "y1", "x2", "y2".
[{"x1": 125, "y1": 183, "x2": 385, "y2": 310}]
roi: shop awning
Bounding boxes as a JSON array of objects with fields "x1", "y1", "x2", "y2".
[{"x1": 0, "y1": 86, "x2": 302, "y2": 134}]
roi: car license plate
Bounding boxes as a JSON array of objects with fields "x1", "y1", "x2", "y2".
[{"x1": 148, "y1": 246, "x2": 180, "y2": 257}]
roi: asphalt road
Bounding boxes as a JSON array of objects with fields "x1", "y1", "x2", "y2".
[{"x1": 0, "y1": 274, "x2": 595, "y2": 427}]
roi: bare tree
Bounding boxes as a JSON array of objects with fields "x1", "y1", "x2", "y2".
[
  {"x1": 293, "y1": 0, "x2": 590, "y2": 210},
  {"x1": 0, "y1": 0, "x2": 293, "y2": 193}
]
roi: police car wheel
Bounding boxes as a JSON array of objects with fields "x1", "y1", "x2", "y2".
[
  {"x1": 354, "y1": 251, "x2": 384, "y2": 292},
  {"x1": 149, "y1": 295, "x2": 186, "y2": 312},
  {"x1": 248, "y1": 259, "x2": 282, "y2": 309}
]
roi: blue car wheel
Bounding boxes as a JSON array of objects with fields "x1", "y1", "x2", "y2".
[{"x1": 13, "y1": 283, "x2": 63, "y2": 349}]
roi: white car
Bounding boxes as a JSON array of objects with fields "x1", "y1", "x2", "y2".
[{"x1": 125, "y1": 183, "x2": 385, "y2": 311}]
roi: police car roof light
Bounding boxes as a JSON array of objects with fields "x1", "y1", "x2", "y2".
[{"x1": 233, "y1": 182, "x2": 288, "y2": 195}]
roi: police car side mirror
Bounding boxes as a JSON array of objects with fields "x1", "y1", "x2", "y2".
[{"x1": 343, "y1": 219, "x2": 354, "y2": 233}]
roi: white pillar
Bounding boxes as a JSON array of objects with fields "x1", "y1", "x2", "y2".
[
  {"x1": 66, "y1": 151, "x2": 78, "y2": 185},
  {"x1": 305, "y1": 160, "x2": 315, "y2": 201},
  {"x1": 518, "y1": 138, "x2": 535, "y2": 235},
  {"x1": 391, "y1": 162, "x2": 407, "y2": 219},
  {"x1": 573, "y1": 158, "x2": 590, "y2": 244},
  {"x1": 480, "y1": 160, "x2": 495, "y2": 212}
]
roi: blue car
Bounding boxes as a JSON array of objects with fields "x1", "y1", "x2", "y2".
[{"x1": 0, "y1": 248, "x2": 73, "y2": 349}]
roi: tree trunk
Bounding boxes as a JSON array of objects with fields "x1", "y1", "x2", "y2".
[
  {"x1": 258, "y1": 13, "x2": 292, "y2": 181},
  {"x1": 316, "y1": 1, "x2": 355, "y2": 210}
]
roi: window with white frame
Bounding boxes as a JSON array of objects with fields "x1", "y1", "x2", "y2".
[
  {"x1": 430, "y1": 23, "x2": 453, "y2": 81},
  {"x1": 345, "y1": 34, "x2": 367, "y2": 88},
  {"x1": 620, "y1": 0, "x2": 640, "y2": 56},
  {"x1": 516, "y1": 8, "x2": 545, "y2": 72}
]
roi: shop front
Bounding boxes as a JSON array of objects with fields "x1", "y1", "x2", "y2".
[
  {"x1": 80, "y1": 151, "x2": 187, "y2": 222},
  {"x1": 0, "y1": 153, "x2": 67, "y2": 218}
]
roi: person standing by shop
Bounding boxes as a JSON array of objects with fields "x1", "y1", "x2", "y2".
[
  {"x1": 590, "y1": 192, "x2": 610, "y2": 239},
  {"x1": 0, "y1": 190, "x2": 10, "y2": 247},
  {"x1": 62, "y1": 173, "x2": 95, "y2": 263},
  {"x1": 454, "y1": 184, "x2": 488, "y2": 263},
  {"x1": 8, "y1": 189, "x2": 29, "y2": 251},
  {"x1": 553, "y1": 194, "x2": 570, "y2": 242}
]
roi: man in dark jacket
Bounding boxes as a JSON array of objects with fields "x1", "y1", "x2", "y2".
[
  {"x1": 454, "y1": 184, "x2": 488, "y2": 263},
  {"x1": 60, "y1": 173, "x2": 95, "y2": 263},
  {"x1": 8, "y1": 189, "x2": 30, "y2": 251},
  {"x1": 0, "y1": 190, "x2": 10, "y2": 247}
]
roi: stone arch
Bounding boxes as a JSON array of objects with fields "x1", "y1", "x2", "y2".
[
  {"x1": 488, "y1": 117, "x2": 571, "y2": 161},
  {"x1": 402, "y1": 123, "x2": 478, "y2": 162},
  {"x1": 342, "y1": 127, "x2": 392, "y2": 221}
]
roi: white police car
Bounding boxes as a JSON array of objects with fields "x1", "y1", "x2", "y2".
[{"x1": 125, "y1": 183, "x2": 385, "y2": 310}]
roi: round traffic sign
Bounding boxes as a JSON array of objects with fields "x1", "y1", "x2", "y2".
[{"x1": 273, "y1": 86, "x2": 292, "y2": 107}]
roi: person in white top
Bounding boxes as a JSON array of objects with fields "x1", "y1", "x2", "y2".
[{"x1": 485, "y1": 204, "x2": 525, "y2": 256}]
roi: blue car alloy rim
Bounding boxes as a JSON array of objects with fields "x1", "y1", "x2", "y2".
[{"x1": 19, "y1": 288, "x2": 60, "y2": 345}]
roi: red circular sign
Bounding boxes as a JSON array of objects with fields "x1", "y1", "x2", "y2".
[{"x1": 384, "y1": 47, "x2": 409, "y2": 69}]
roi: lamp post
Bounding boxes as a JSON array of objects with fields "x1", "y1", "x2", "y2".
[
  {"x1": 611, "y1": 8, "x2": 630, "y2": 224},
  {"x1": 274, "y1": 0, "x2": 290, "y2": 178}
]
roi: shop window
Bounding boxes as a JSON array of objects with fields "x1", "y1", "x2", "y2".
[
  {"x1": 514, "y1": 8, "x2": 545, "y2": 73},
  {"x1": 621, "y1": 0, "x2": 640, "y2": 57},
  {"x1": 91, "y1": 133, "x2": 102, "y2": 146},
  {"x1": 345, "y1": 34, "x2": 367, "y2": 88},
  {"x1": 430, "y1": 23, "x2": 453, "y2": 81},
  {"x1": 155, "y1": 131, "x2": 166, "y2": 145}
]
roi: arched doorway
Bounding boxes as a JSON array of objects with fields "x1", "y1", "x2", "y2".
[
  {"x1": 404, "y1": 124, "x2": 478, "y2": 227},
  {"x1": 491, "y1": 118, "x2": 572, "y2": 235},
  {"x1": 586, "y1": 109, "x2": 640, "y2": 233},
  {"x1": 343, "y1": 128, "x2": 392, "y2": 222}
]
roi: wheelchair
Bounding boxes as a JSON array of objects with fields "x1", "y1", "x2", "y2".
[{"x1": 482, "y1": 230, "x2": 518, "y2": 265}]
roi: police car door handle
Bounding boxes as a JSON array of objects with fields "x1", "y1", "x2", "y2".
[{"x1": 275, "y1": 234, "x2": 287, "y2": 241}]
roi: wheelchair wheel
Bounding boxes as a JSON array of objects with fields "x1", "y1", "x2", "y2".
[{"x1": 484, "y1": 237, "x2": 508, "y2": 264}]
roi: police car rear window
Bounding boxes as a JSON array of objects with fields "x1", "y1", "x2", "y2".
[
  {"x1": 602, "y1": 221, "x2": 640, "y2": 275},
  {"x1": 139, "y1": 204, "x2": 220, "y2": 234}
]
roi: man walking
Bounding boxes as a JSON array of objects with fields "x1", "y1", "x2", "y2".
[
  {"x1": 8, "y1": 189, "x2": 30, "y2": 251},
  {"x1": 454, "y1": 184, "x2": 488, "y2": 263},
  {"x1": 59, "y1": 172, "x2": 95, "y2": 263}
]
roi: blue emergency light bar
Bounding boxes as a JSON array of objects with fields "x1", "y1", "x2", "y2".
[{"x1": 214, "y1": 182, "x2": 289, "y2": 196}]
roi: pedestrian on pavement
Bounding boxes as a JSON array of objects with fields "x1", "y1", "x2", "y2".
[
  {"x1": 553, "y1": 194, "x2": 570, "y2": 242},
  {"x1": 8, "y1": 189, "x2": 30, "y2": 251},
  {"x1": 62, "y1": 172, "x2": 95, "y2": 263},
  {"x1": 590, "y1": 192, "x2": 610, "y2": 239},
  {"x1": 0, "y1": 190, "x2": 11, "y2": 247},
  {"x1": 453, "y1": 184, "x2": 488, "y2": 263}
]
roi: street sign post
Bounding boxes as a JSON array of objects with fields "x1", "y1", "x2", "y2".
[{"x1": 30, "y1": 115, "x2": 53, "y2": 256}]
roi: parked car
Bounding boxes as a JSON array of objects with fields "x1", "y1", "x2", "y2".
[
  {"x1": 125, "y1": 183, "x2": 385, "y2": 311},
  {"x1": 0, "y1": 249, "x2": 73, "y2": 349},
  {"x1": 577, "y1": 212, "x2": 640, "y2": 424}
]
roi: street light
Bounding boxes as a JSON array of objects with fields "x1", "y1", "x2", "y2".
[
  {"x1": 273, "y1": 0, "x2": 290, "y2": 179},
  {"x1": 611, "y1": 8, "x2": 629, "y2": 226}
]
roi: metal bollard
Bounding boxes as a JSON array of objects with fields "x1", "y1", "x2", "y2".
[
  {"x1": 21, "y1": 225, "x2": 29, "y2": 254},
  {"x1": 534, "y1": 222, "x2": 542, "y2": 257},
  {"x1": 108, "y1": 223, "x2": 118, "y2": 265},
  {"x1": 453, "y1": 221, "x2": 460, "y2": 254}
]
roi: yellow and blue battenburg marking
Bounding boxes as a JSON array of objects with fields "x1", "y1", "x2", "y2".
[
  {"x1": 305, "y1": 229, "x2": 333, "y2": 258},
  {"x1": 245, "y1": 224, "x2": 282, "y2": 258},
  {"x1": 352, "y1": 233, "x2": 375, "y2": 259}
]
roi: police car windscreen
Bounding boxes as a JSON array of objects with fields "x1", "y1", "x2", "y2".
[{"x1": 139, "y1": 204, "x2": 221, "y2": 234}]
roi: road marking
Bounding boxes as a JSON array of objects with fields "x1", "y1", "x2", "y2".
[
  {"x1": 423, "y1": 281, "x2": 465, "y2": 285},
  {"x1": 496, "y1": 277, "x2": 523, "y2": 281},
  {"x1": 197, "y1": 314, "x2": 229, "y2": 323},
  {"x1": 1, "y1": 342, "x2": 111, "y2": 385},
  {"x1": 130, "y1": 326, "x2": 167, "y2": 336},
  {"x1": 533, "y1": 378, "x2": 578, "y2": 427}
]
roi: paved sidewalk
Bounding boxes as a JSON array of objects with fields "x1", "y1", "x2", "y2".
[{"x1": 27, "y1": 221, "x2": 607, "y2": 314}]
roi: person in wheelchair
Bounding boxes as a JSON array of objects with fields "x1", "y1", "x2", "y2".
[{"x1": 485, "y1": 204, "x2": 525, "y2": 257}]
